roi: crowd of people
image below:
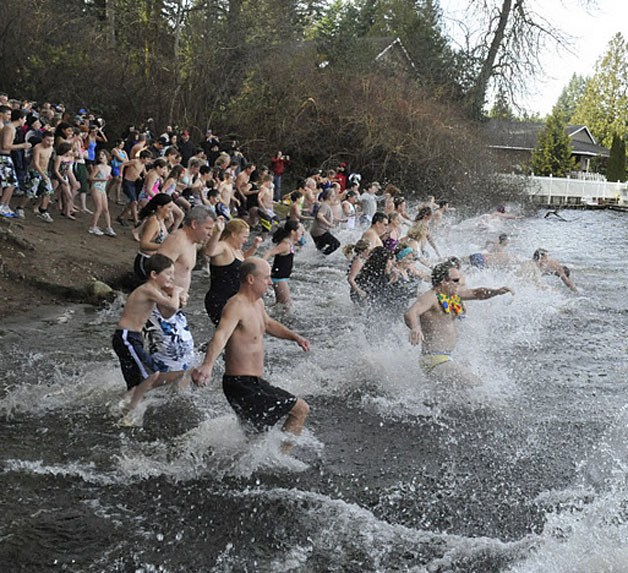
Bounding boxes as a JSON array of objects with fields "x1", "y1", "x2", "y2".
[{"x1": 0, "y1": 94, "x2": 579, "y2": 448}]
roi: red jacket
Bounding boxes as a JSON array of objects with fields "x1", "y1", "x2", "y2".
[{"x1": 271, "y1": 156, "x2": 289, "y2": 176}]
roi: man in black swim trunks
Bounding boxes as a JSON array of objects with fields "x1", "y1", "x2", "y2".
[{"x1": 192, "y1": 257, "x2": 310, "y2": 449}]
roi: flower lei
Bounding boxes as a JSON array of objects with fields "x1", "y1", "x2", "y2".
[{"x1": 436, "y1": 292, "x2": 465, "y2": 318}]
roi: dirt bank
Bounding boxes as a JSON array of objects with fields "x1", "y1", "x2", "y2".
[{"x1": 0, "y1": 210, "x2": 138, "y2": 318}]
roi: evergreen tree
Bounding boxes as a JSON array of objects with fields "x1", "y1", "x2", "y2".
[
  {"x1": 606, "y1": 133, "x2": 626, "y2": 182},
  {"x1": 555, "y1": 73, "x2": 586, "y2": 123},
  {"x1": 489, "y1": 86, "x2": 514, "y2": 119},
  {"x1": 571, "y1": 33, "x2": 628, "y2": 149},
  {"x1": 530, "y1": 104, "x2": 575, "y2": 176},
  {"x1": 307, "y1": 0, "x2": 459, "y2": 93}
]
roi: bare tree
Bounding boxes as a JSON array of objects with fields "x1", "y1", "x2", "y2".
[{"x1": 448, "y1": 0, "x2": 595, "y2": 118}]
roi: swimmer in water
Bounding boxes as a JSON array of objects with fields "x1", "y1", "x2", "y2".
[
  {"x1": 532, "y1": 248, "x2": 578, "y2": 292},
  {"x1": 467, "y1": 233, "x2": 513, "y2": 269},
  {"x1": 544, "y1": 208, "x2": 568, "y2": 221}
]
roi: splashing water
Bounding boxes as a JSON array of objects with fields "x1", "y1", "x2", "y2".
[{"x1": 1, "y1": 209, "x2": 627, "y2": 571}]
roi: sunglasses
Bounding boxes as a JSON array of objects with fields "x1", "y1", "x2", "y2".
[{"x1": 448, "y1": 277, "x2": 461, "y2": 283}]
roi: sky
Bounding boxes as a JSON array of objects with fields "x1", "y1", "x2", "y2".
[{"x1": 438, "y1": 0, "x2": 628, "y2": 117}]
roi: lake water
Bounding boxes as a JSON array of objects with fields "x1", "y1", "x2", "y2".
[{"x1": 1, "y1": 209, "x2": 627, "y2": 572}]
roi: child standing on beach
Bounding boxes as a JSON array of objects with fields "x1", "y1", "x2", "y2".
[
  {"x1": 112, "y1": 254, "x2": 187, "y2": 426},
  {"x1": 88, "y1": 150, "x2": 115, "y2": 236}
]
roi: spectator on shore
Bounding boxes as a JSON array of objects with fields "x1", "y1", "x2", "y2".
[
  {"x1": 52, "y1": 141, "x2": 77, "y2": 219},
  {"x1": 178, "y1": 130, "x2": 195, "y2": 167},
  {"x1": 201, "y1": 129, "x2": 220, "y2": 158},
  {"x1": 88, "y1": 149, "x2": 115, "y2": 237},
  {"x1": 72, "y1": 127, "x2": 92, "y2": 215},
  {"x1": 117, "y1": 149, "x2": 152, "y2": 227},
  {"x1": 148, "y1": 136, "x2": 168, "y2": 159},
  {"x1": 0, "y1": 108, "x2": 31, "y2": 218},
  {"x1": 270, "y1": 150, "x2": 290, "y2": 201},
  {"x1": 130, "y1": 133, "x2": 147, "y2": 158},
  {"x1": 27, "y1": 130, "x2": 55, "y2": 222},
  {"x1": 109, "y1": 139, "x2": 128, "y2": 205}
]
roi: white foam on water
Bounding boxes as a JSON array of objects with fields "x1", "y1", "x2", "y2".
[
  {"x1": 507, "y1": 404, "x2": 628, "y2": 573},
  {"x1": 578, "y1": 404, "x2": 628, "y2": 489},
  {"x1": 221, "y1": 486, "x2": 533, "y2": 572},
  {"x1": 507, "y1": 491, "x2": 628, "y2": 573},
  {"x1": 0, "y1": 359, "x2": 145, "y2": 419},
  {"x1": 114, "y1": 416, "x2": 324, "y2": 482},
  {"x1": 0, "y1": 361, "x2": 108, "y2": 417},
  {"x1": 3, "y1": 458, "x2": 118, "y2": 485},
  {"x1": 268, "y1": 545, "x2": 313, "y2": 572},
  {"x1": 3, "y1": 210, "x2": 628, "y2": 570}
]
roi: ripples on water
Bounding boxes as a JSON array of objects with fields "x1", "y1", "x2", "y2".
[{"x1": 1, "y1": 209, "x2": 627, "y2": 572}]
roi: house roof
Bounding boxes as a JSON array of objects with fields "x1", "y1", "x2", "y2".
[{"x1": 484, "y1": 119, "x2": 610, "y2": 158}]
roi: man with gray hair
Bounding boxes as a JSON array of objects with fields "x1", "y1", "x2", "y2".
[
  {"x1": 302, "y1": 177, "x2": 318, "y2": 215},
  {"x1": 141, "y1": 206, "x2": 217, "y2": 375}
]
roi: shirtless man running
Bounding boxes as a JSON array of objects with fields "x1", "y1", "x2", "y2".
[
  {"x1": 404, "y1": 261, "x2": 513, "y2": 385},
  {"x1": 143, "y1": 206, "x2": 215, "y2": 376},
  {"x1": 192, "y1": 257, "x2": 310, "y2": 449}
]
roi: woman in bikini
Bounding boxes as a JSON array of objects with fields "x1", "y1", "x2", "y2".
[
  {"x1": 88, "y1": 150, "x2": 115, "y2": 236},
  {"x1": 262, "y1": 220, "x2": 304, "y2": 309},
  {"x1": 382, "y1": 211, "x2": 403, "y2": 253},
  {"x1": 134, "y1": 193, "x2": 174, "y2": 282},
  {"x1": 138, "y1": 158, "x2": 167, "y2": 208}
]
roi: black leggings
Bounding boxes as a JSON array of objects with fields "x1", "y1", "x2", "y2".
[{"x1": 312, "y1": 231, "x2": 340, "y2": 255}]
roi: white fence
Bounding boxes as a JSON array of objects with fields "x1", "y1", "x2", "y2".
[{"x1": 524, "y1": 175, "x2": 628, "y2": 206}]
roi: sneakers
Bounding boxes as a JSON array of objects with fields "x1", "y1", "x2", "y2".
[
  {"x1": 116, "y1": 215, "x2": 128, "y2": 227},
  {"x1": 0, "y1": 205, "x2": 17, "y2": 218},
  {"x1": 37, "y1": 211, "x2": 54, "y2": 223},
  {"x1": 88, "y1": 226, "x2": 104, "y2": 236},
  {"x1": 16, "y1": 208, "x2": 25, "y2": 219},
  {"x1": 104, "y1": 226, "x2": 117, "y2": 237}
]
